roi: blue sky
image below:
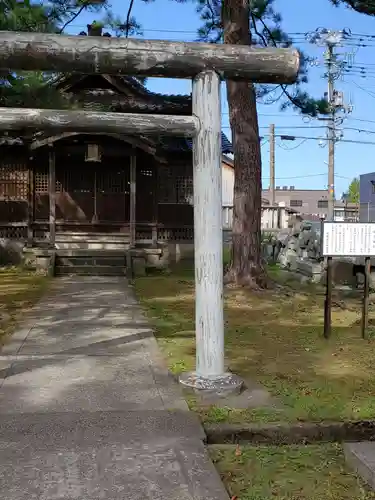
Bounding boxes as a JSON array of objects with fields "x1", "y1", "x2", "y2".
[{"x1": 64, "y1": 0, "x2": 375, "y2": 196}]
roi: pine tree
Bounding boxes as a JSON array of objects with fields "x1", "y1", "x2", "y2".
[
  {"x1": 193, "y1": 0, "x2": 328, "y2": 287},
  {"x1": 0, "y1": 1, "x2": 146, "y2": 107},
  {"x1": 1, "y1": 2, "x2": 51, "y2": 106},
  {"x1": 0, "y1": 0, "x2": 55, "y2": 32},
  {"x1": 0, "y1": 1, "x2": 113, "y2": 107},
  {"x1": 330, "y1": 0, "x2": 375, "y2": 15}
]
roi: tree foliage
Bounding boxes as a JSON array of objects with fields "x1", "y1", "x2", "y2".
[
  {"x1": 0, "y1": 0, "x2": 55, "y2": 32},
  {"x1": 330, "y1": 0, "x2": 375, "y2": 15},
  {"x1": 0, "y1": 71, "x2": 77, "y2": 108},
  {"x1": 185, "y1": 0, "x2": 331, "y2": 287},
  {"x1": 344, "y1": 177, "x2": 360, "y2": 203},
  {"x1": 219, "y1": 0, "x2": 267, "y2": 287},
  {"x1": 195, "y1": 0, "x2": 328, "y2": 116},
  {"x1": 0, "y1": 0, "x2": 62, "y2": 107},
  {"x1": 0, "y1": 0, "x2": 149, "y2": 107}
]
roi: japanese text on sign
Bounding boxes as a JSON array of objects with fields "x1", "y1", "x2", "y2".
[{"x1": 323, "y1": 222, "x2": 375, "y2": 257}]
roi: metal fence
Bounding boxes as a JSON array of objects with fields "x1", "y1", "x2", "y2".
[
  {"x1": 333, "y1": 204, "x2": 359, "y2": 222},
  {"x1": 359, "y1": 203, "x2": 375, "y2": 223},
  {"x1": 222, "y1": 203, "x2": 361, "y2": 228}
]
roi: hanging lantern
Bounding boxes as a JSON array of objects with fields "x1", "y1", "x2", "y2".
[{"x1": 85, "y1": 143, "x2": 102, "y2": 163}]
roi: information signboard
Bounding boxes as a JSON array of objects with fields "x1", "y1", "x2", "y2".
[{"x1": 323, "y1": 222, "x2": 375, "y2": 257}]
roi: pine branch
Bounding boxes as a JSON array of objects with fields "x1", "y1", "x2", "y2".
[
  {"x1": 124, "y1": 0, "x2": 136, "y2": 37},
  {"x1": 193, "y1": 0, "x2": 328, "y2": 116},
  {"x1": 331, "y1": 0, "x2": 375, "y2": 15},
  {"x1": 59, "y1": 5, "x2": 86, "y2": 33},
  {"x1": 251, "y1": 11, "x2": 322, "y2": 116}
]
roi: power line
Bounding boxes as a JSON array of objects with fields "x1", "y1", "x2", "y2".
[
  {"x1": 273, "y1": 135, "x2": 375, "y2": 146},
  {"x1": 345, "y1": 64, "x2": 375, "y2": 70},
  {"x1": 350, "y1": 80, "x2": 375, "y2": 99},
  {"x1": 344, "y1": 61, "x2": 375, "y2": 67},
  {"x1": 223, "y1": 126, "x2": 375, "y2": 145},
  {"x1": 222, "y1": 112, "x2": 315, "y2": 120},
  {"x1": 263, "y1": 173, "x2": 326, "y2": 180},
  {"x1": 225, "y1": 112, "x2": 375, "y2": 126},
  {"x1": 260, "y1": 125, "x2": 375, "y2": 135},
  {"x1": 259, "y1": 125, "x2": 326, "y2": 130},
  {"x1": 345, "y1": 117, "x2": 375, "y2": 125},
  {"x1": 60, "y1": 25, "x2": 375, "y2": 49},
  {"x1": 344, "y1": 68, "x2": 375, "y2": 75},
  {"x1": 342, "y1": 126, "x2": 375, "y2": 134},
  {"x1": 59, "y1": 25, "x2": 329, "y2": 39},
  {"x1": 60, "y1": 24, "x2": 375, "y2": 143},
  {"x1": 273, "y1": 125, "x2": 375, "y2": 134},
  {"x1": 221, "y1": 125, "x2": 375, "y2": 137},
  {"x1": 348, "y1": 32, "x2": 375, "y2": 38},
  {"x1": 344, "y1": 67, "x2": 375, "y2": 74},
  {"x1": 277, "y1": 138, "x2": 309, "y2": 150},
  {"x1": 59, "y1": 25, "x2": 375, "y2": 55},
  {"x1": 262, "y1": 172, "x2": 352, "y2": 180},
  {"x1": 222, "y1": 128, "x2": 375, "y2": 146}
]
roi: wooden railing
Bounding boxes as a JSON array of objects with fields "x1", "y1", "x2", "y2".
[{"x1": 0, "y1": 221, "x2": 194, "y2": 243}]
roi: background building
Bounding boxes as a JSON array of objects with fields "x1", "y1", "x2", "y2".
[
  {"x1": 359, "y1": 172, "x2": 375, "y2": 222},
  {"x1": 262, "y1": 186, "x2": 358, "y2": 222},
  {"x1": 223, "y1": 173, "x2": 359, "y2": 230},
  {"x1": 262, "y1": 186, "x2": 329, "y2": 219}
]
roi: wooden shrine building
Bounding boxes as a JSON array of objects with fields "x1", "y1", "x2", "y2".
[{"x1": 0, "y1": 74, "x2": 232, "y2": 271}]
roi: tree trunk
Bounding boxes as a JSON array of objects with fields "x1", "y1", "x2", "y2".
[{"x1": 222, "y1": 0, "x2": 267, "y2": 288}]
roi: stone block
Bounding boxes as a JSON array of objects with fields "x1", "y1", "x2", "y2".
[
  {"x1": 133, "y1": 257, "x2": 146, "y2": 276},
  {"x1": 332, "y1": 260, "x2": 356, "y2": 287},
  {"x1": 0, "y1": 239, "x2": 23, "y2": 265},
  {"x1": 344, "y1": 442, "x2": 375, "y2": 491}
]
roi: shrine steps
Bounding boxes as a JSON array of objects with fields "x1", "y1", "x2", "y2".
[
  {"x1": 55, "y1": 232, "x2": 130, "y2": 252},
  {"x1": 55, "y1": 249, "x2": 127, "y2": 276},
  {"x1": 53, "y1": 232, "x2": 128, "y2": 276},
  {"x1": 53, "y1": 234, "x2": 166, "y2": 277}
]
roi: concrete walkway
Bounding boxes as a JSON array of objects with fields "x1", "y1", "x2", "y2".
[{"x1": 0, "y1": 276, "x2": 228, "y2": 499}]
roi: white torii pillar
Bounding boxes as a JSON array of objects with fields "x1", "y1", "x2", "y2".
[{"x1": 179, "y1": 71, "x2": 243, "y2": 395}]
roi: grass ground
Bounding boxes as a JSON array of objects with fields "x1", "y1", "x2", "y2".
[
  {"x1": 135, "y1": 260, "x2": 375, "y2": 424},
  {"x1": 209, "y1": 443, "x2": 375, "y2": 500},
  {"x1": 0, "y1": 266, "x2": 50, "y2": 346}
]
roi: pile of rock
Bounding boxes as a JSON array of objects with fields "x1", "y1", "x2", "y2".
[
  {"x1": 274, "y1": 220, "x2": 324, "y2": 283},
  {"x1": 273, "y1": 220, "x2": 372, "y2": 288}
]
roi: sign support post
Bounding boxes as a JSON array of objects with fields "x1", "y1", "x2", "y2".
[
  {"x1": 323, "y1": 256, "x2": 333, "y2": 339},
  {"x1": 362, "y1": 256, "x2": 371, "y2": 339},
  {"x1": 323, "y1": 222, "x2": 375, "y2": 339}
]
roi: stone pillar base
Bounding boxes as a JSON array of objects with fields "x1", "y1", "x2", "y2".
[{"x1": 179, "y1": 371, "x2": 243, "y2": 397}]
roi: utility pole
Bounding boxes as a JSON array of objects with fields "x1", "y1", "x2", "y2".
[
  {"x1": 327, "y1": 44, "x2": 335, "y2": 221},
  {"x1": 269, "y1": 123, "x2": 275, "y2": 206},
  {"x1": 307, "y1": 28, "x2": 352, "y2": 221}
]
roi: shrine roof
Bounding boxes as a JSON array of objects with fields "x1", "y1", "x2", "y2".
[{"x1": 0, "y1": 74, "x2": 233, "y2": 154}]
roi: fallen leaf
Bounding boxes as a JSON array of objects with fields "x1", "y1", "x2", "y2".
[{"x1": 235, "y1": 444, "x2": 242, "y2": 456}]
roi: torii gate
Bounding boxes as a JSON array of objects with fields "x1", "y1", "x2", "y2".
[{"x1": 0, "y1": 31, "x2": 299, "y2": 394}]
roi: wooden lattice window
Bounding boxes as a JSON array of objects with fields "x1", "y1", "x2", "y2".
[
  {"x1": 55, "y1": 178, "x2": 63, "y2": 193},
  {"x1": 35, "y1": 165, "x2": 49, "y2": 194},
  {"x1": 176, "y1": 176, "x2": 193, "y2": 204},
  {"x1": 158, "y1": 164, "x2": 193, "y2": 204},
  {"x1": 140, "y1": 169, "x2": 153, "y2": 177},
  {"x1": 0, "y1": 159, "x2": 28, "y2": 201},
  {"x1": 0, "y1": 225, "x2": 27, "y2": 239}
]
